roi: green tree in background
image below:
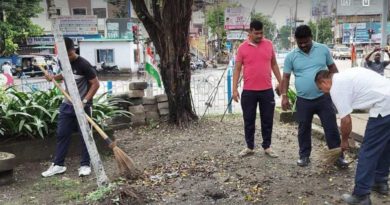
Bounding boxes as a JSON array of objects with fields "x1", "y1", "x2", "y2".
[
  {"x1": 278, "y1": 25, "x2": 292, "y2": 50},
  {"x1": 251, "y1": 13, "x2": 277, "y2": 40},
  {"x1": 205, "y1": 3, "x2": 234, "y2": 50},
  {"x1": 0, "y1": 0, "x2": 43, "y2": 56},
  {"x1": 308, "y1": 18, "x2": 333, "y2": 44}
]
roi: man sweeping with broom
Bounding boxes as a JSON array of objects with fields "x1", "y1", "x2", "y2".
[
  {"x1": 315, "y1": 67, "x2": 390, "y2": 205},
  {"x1": 41, "y1": 37, "x2": 100, "y2": 177}
]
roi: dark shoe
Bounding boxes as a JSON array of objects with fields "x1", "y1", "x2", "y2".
[
  {"x1": 335, "y1": 157, "x2": 349, "y2": 169},
  {"x1": 297, "y1": 157, "x2": 310, "y2": 167},
  {"x1": 372, "y1": 182, "x2": 389, "y2": 195},
  {"x1": 341, "y1": 194, "x2": 371, "y2": 205}
]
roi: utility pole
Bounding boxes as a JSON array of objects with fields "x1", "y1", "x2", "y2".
[
  {"x1": 294, "y1": 0, "x2": 298, "y2": 30},
  {"x1": 380, "y1": 0, "x2": 388, "y2": 61}
]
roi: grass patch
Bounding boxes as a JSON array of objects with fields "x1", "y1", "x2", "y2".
[{"x1": 26, "y1": 176, "x2": 87, "y2": 203}]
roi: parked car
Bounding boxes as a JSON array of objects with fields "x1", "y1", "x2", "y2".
[{"x1": 333, "y1": 46, "x2": 351, "y2": 60}]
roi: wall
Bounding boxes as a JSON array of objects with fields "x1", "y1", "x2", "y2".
[
  {"x1": 336, "y1": 0, "x2": 382, "y2": 16},
  {"x1": 68, "y1": 0, "x2": 91, "y2": 15},
  {"x1": 31, "y1": 0, "x2": 71, "y2": 34},
  {"x1": 79, "y1": 41, "x2": 137, "y2": 71}
]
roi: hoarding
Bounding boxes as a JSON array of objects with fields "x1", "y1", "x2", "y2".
[
  {"x1": 58, "y1": 16, "x2": 98, "y2": 35},
  {"x1": 26, "y1": 35, "x2": 101, "y2": 45},
  {"x1": 106, "y1": 18, "x2": 133, "y2": 40},
  {"x1": 226, "y1": 30, "x2": 248, "y2": 40},
  {"x1": 342, "y1": 22, "x2": 390, "y2": 44},
  {"x1": 224, "y1": 7, "x2": 251, "y2": 30}
]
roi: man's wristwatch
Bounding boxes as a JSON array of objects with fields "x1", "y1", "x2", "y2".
[{"x1": 82, "y1": 99, "x2": 88, "y2": 104}]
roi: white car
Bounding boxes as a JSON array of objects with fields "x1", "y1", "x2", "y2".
[{"x1": 333, "y1": 47, "x2": 351, "y2": 60}]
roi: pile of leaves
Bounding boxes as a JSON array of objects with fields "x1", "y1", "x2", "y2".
[{"x1": 0, "y1": 87, "x2": 131, "y2": 140}]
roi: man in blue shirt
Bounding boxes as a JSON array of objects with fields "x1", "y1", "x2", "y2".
[{"x1": 281, "y1": 25, "x2": 348, "y2": 168}]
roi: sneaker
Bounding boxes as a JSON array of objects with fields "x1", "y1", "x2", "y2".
[
  {"x1": 41, "y1": 163, "x2": 66, "y2": 177},
  {"x1": 78, "y1": 166, "x2": 91, "y2": 177},
  {"x1": 264, "y1": 148, "x2": 279, "y2": 158},
  {"x1": 239, "y1": 148, "x2": 255, "y2": 157}
]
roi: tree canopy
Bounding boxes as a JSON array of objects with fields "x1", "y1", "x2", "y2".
[
  {"x1": 251, "y1": 13, "x2": 277, "y2": 40},
  {"x1": 308, "y1": 18, "x2": 333, "y2": 45},
  {"x1": 0, "y1": 0, "x2": 43, "y2": 56},
  {"x1": 278, "y1": 25, "x2": 292, "y2": 50}
]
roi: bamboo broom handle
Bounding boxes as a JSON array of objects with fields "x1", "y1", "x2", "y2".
[{"x1": 38, "y1": 66, "x2": 111, "y2": 141}]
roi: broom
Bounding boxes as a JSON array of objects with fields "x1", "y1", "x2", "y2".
[
  {"x1": 39, "y1": 66, "x2": 141, "y2": 179},
  {"x1": 320, "y1": 147, "x2": 343, "y2": 166}
]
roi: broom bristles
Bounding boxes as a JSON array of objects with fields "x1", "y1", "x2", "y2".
[
  {"x1": 113, "y1": 146, "x2": 141, "y2": 179},
  {"x1": 320, "y1": 147, "x2": 343, "y2": 166}
]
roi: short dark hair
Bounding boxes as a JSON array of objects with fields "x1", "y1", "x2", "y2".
[
  {"x1": 250, "y1": 20, "x2": 263, "y2": 31},
  {"x1": 64, "y1": 37, "x2": 75, "y2": 52},
  {"x1": 315, "y1": 69, "x2": 331, "y2": 83},
  {"x1": 295, "y1": 25, "x2": 312, "y2": 39}
]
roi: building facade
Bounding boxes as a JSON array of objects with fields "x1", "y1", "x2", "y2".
[{"x1": 334, "y1": 0, "x2": 390, "y2": 45}]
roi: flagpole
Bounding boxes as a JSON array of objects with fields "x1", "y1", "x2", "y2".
[{"x1": 145, "y1": 45, "x2": 153, "y2": 97}]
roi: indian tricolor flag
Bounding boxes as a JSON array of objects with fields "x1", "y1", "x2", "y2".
[{"x1": 145, "y1": 47, "x2": 162, "y2": 87}]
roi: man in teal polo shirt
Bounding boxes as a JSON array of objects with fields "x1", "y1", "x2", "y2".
[{"x1": 281, "y1": 25, "x2": 348, "y2": 167}]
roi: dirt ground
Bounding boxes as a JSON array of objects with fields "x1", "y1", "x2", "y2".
[{"x1": 0, "y1": 115, "x2": 389, "y2": 205}]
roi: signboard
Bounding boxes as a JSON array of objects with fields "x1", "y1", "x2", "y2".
[
  {"x1": 224, "y1": 7, "x2": 250, "y2": 30},
  {"x1": 106, "y1": 18, "x2": 133, "y2": 40},
  {"x1": 58, "y1": 15, "x2": 98, "y2": 35},
  {"x1": 26, "y1": 35, "x2": 101, "y2": 45},
  {"x1": 337, "y1": 0, "x2": 381, "y2": 16},
  {"x1": 341, "y1": 22, "x2": 390, "y2": 44},
  {"x1": 226, "y1": 30, "x2": 248, "y2": 40}
]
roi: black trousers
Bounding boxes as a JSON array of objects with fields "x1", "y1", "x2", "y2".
[
  {"x1": 241, "y1": 89, "x2": 275, "y2": 150},
  {"x1": 53, "y1": 103, "x2": 91, "y2": 166},
  {"x1": 296, "y1": 94, "x2": 340, "y2": 158}
]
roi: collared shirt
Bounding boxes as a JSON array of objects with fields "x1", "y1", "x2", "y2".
[
  {"x1": 235, "y1": 38, "x2": 275, "y2": 91},
  {"x1": 365, "y1": 60, "x2": 389, "y2": 75},
  {"x1": 330, "y1": 67, "x2": 390, "y2": 118},
  {"x1": 284, "y1": 42, "x2": 334, "y2": 99}
]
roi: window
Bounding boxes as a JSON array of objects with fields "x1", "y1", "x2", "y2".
[
  {"x1": 96, "y1": 49, "x2": 114, "y2": 64},
  {"x1": 48, "y1": 8, "x2": 61, "y2": 18},
  {"x1": 72, "y1": 8, "x2": 87, "y2": 15},
  {"x1": 93, "y1": 8, "x2": 106, "y2": 18}
]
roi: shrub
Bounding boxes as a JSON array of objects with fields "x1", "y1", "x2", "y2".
[{"x1": 0, "y1": 88, "x2": 131, "y2": 140}]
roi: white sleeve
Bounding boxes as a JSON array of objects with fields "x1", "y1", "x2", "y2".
[{"x1": 330, "y1": 87, "x2": 353, "y2": 118}]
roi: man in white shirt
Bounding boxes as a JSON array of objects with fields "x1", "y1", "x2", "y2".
[{"x1": 315, "y1": 67, "x2": 390, "y2": 205}]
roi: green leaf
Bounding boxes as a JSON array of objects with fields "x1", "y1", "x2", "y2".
[{"x1": 19, "y1": 119, "x2": 26, "y2": 132}]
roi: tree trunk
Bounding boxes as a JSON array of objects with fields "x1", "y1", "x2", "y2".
[{"x1": 131, "y1": 0, "x2": 197, "y2": 126}]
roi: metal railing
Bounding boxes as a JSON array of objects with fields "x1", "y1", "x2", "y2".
[{"x1": 11, "y1": 70, "x2": 250, "y2": 115}]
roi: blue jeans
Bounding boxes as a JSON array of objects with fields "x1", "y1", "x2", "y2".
[
  {"x1": 53, "y1": 103, "x2": 91, "y2": 166},
  {"x1": 296, "y1": 94, "x2": 340, "y2": 158},
  {"x1": 241, "y1": 89, "x2": 275, "y2": 150},
  {"x1": 353, "y1": 114, "x2": 390, "y2": 196}
]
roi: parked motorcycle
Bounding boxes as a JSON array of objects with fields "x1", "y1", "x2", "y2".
[
  {"x1": 94, "y1": 61, "x2": 119, "y2": 73},
  {"x1": 191, "y1": 59, "x2": 207, "y2": 71}
]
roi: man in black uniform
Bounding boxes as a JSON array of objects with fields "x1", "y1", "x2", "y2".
[{"x1": 42, "y1": 37, "x2": 100, "y2": 177}]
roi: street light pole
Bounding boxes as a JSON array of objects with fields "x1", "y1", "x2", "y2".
[
  {"x1": 381, "y1": 0, "x2": 388, "y2": 61},
  {"x1": 294, "y1": 0, "x2": 298, "y2": 30}
]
